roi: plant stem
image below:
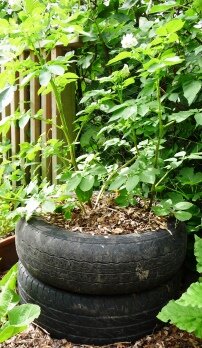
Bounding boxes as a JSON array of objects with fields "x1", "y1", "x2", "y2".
[
  {"x1": 148, "y1": 76, "x2": 163, "y2": 210},
  {"x1": 50, "y1": 80, "x2": 78, "y2": 170},
  {"x1": 95, "y1": 155, "x2": 137, "y2": 206},
  {"x1": 93, "y1": 20, "x2": 112, "y2": 74},
  {"x1": 0, "y1": 195, "x2": 25, "y2": 203},
  {"x1": 28, "y1": 39, "x2": 78, "y2": 171},
  {"x1": 132, "y1": 128, "x2": 139, "y2": 156},
  {"x1": 155, "y1": 169, "x2": 172, "y2": 188}
]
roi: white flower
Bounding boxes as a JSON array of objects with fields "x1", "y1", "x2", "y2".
[
  {"x1": 103, "y1": 0, "x2": 110, "y2": 6},
  {"x1": 8, "y1": 0, "x2": 21, "y2": 6},
  {"x1": 8, "y1": 0, "x2": 22, "y2": 9},
  {"x1": 121, "y1": 33, "x2": 138, "y2": 49},
  {"x1": 194, "y1": 20, "x2": 202, "y2": 29}
]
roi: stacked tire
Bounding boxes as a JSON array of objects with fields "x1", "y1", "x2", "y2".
[{"x1": 16, "y1": 218, "x2": 187, "y2": 345}]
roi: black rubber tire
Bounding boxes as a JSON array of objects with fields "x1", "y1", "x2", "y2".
[
  {"x1": 16, "y1": 217, "x2": 187, "y2": 295},
  {"x1": 18, "y1": 262, "x2": 180, "y2": 345}
]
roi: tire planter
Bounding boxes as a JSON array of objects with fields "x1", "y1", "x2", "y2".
[
  {"x1": 18, "y1": 262, "x2": 180, "y2": 345},
  {"x1": 0, "y1": 235, "x2": 18, "y2": 272},
  {"x1": 16, "y1": 217, "x2": 187, "y2": 295}
]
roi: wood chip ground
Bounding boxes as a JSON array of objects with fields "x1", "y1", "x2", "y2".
[{"x1": 0, "y1": 324, "x2": 202, "y2": 348}]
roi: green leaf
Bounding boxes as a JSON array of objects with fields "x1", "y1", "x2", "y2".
[
  {"x1": 195, "y1": 236, "x2": 202, "y2": 273},
  {"x1": 174, "y1": 202, "x2": 193, "y2": 210},
  {"x1": 25, "y1": 197, "x2": 40, "y2": 218},
  {"x1": 0, "y1": 116, "x2": 12, "y2": 136},
  {"x1": 195, "y1": 113, "x2": 202, "y2": 126},
  {"x1": 140, "y1": 168, "x2": 156, "y2": 184},
  {"x1": 0, "y1": 264, "x2": 17, "y2": 288},
  {"x1": 79, "y1": 175, "x2": 95, "y2": 192},
  {"x1": 165, "y1": 19, "x2": 184, "y2": 33},
  {"x1": 21, "y1": 72, "x2": 36, "y2": 87},
  {"x1": 178, "y1": 168, "x2": 202, "y2": 185},
  {"x1": 114, "y1": 189, "x2": 136, "y2": 207},
  {"x1": 39, "y1": 70, "x2": 51, "y2": 86},
  {"x1": 107, "y1": 52, "x2": 132, "y2": 65},
  {"x1": 75, "y1": 187, "x2": 93, "y2": 203},
  {"x1": 168, "y1": 110, "x2": 196, "y2": 123},
  {"x1": 8, "y1": 304, "x2": 40, "y2": 327},
  {"x1": 193, "y1": 0, "x2": 202, "y2": 13},
  {"x1": 188, "y1": 152, "x2": 202, "y2": 160},
  {"x1": 152, "y1": 206, "x2": 170, "y2": 216},
  {"x1": 89, "y1": 164, "x2": 107, "y2": 176},
  {"x1": 19, "y1": 113, "x2": 30, "y2": 129},
  {"x1": 48, "y1": 65, "x2": 65, "y2": 75},
  {"x1": 64, "y1": 72, "x2": 78, "y2": 80},
  {"x1": 183, "y1": 81, "x2": 202, "y2": 105},
  {"x1": 0, "y1": 324, "x2": 27, "y2": 343},
  {"x1": 157, "y1": 300, "x2": 202, "y2": 338},
  {"x1": 24, "y1": 0, "x2": 44, "y2": 13},
  {"x1": 41, "y1": 201, "x2": 56, "y2": 213},
  {"x1": 0, "y1": 265, "x2": 19, "y2": 321},
  {"x1": 0, "y1": 19, "x2": 10, "y2": 35},
  {"x1": 64, "y1": 210, "x2": 72, "y2": 220},
  {"x1": 109, "y1": 105, "x2": 137, "y2": 122},
  {"x1": 0, "y1": 86, "x2": 15, "y2": 113},
  {"x1": 150, "y1": 3, "x2": 177, "y2": 14},
  {"x1": 26, "y1": 181, "x2": 38, "y2": 195},
  {"x1": 123, "y1": 77, "x2": 135, "y2": 88},
  {"x1": 163, "y1": 56, "x2": 184, "y2": 66},
  {"x1": 152, "y1": 199, "x2": 172, "y2": 216},
  {"x1": 66, "y1": 175, "x2": 82, "y2": 192},
  {"x1": 125, "y1": 175, "x2": 139, "y2": 192},
  {"x1": 174, "y1": 211, "x2": 192, "y2": 221},
  {"x1": 0, "y1": 290, "x2": 16, "y2": 320},
  {"x1": 109, "y1": 176, "x2": 126, "y2": 190},
  {"x1": 177, "y1": 282, "x2": 202, "y2": 308}
]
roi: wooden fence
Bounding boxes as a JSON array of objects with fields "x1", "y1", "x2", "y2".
[{"x1": 0, "y1": 42, "x2": 80, "y2": 184}]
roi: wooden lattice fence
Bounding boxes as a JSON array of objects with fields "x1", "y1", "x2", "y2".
[{"x1": 0, "y1": 43, "x2": 79, "y2": 184}]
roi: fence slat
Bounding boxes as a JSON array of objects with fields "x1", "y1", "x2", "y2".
[{"x1": 30, "y1": 52, "x2": 41, "y2": 180}]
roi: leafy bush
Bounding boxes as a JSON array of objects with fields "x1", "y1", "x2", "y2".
[
  {"x1": 0, "y1": 264, "x2": 40, "y2": 343},
  {"x1": 157, "y1": 236, "x2": 202, "y2": 338},
  {"x1": 0, "y1": 0, "x2": 201, "y2": 230},
  {"x1": 0, "y1": 203, "x2": 15, "y2": 237}
]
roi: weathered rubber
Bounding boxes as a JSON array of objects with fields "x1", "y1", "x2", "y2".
[
  {"x1": 16, "y1": 217, "x2": 187, "y2": 295},
  {"x1": 18, "y1": 262, "x2": 180, "y2": 345}
]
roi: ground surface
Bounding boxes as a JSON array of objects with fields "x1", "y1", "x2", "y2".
[{"x1": 0, "y1": 324, "x2": 202, "y2": 348}]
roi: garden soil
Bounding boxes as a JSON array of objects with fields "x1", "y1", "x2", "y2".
[{"x1": 0, "y1": 324, "x2": 202, "y2": 348}]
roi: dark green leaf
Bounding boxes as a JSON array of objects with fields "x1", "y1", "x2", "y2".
[
  {"x1": 76, "y1": 187, "x2": 93, "y2": 203},
  {"x1": 195, "y1": 236, "x2": 202, "y2": 273}
]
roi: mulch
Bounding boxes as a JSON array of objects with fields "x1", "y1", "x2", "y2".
[
  {"x1": 0, "y1": 324, "x2": 202, "y2": 348},
  {"x1": 44, "y1": 195, "x2": 168, "y2": 235}
]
